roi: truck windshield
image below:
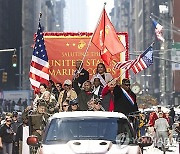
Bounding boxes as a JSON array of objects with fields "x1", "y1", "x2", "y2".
[{"x1": 44, "y1": 117, "x2": 134, "y2": 144}]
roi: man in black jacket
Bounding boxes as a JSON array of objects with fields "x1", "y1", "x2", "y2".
[
  {"x1": 73, "y1": 60, "x2": 89, "y2": 88},
  {"x1": 112, "y1": 78, "x2": 138, "y2": 115},
  {"x1": 15, "y1": 112, "x2": 29, "y2": 154}
]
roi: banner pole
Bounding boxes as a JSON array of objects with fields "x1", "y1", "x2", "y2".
[{"x1": 76, "y1": 3, "x2": 106, "y2": 74}]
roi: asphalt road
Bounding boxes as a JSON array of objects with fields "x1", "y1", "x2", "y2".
[{"x1": 143, "y1": 143, "x2": 179, "y2": 154}]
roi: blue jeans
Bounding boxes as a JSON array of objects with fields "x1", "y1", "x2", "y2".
[{"x1": 2, "y1": 143, "x2": 12, "y2": 154}]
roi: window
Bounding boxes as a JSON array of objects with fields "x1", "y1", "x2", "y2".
[{"x1": 44, "y1": 117, "x2": 134, "y2": 144}]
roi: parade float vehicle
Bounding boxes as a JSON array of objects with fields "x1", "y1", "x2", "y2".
[{"x1": 27, "y1": 111, "x2": 152, "y2": 154}]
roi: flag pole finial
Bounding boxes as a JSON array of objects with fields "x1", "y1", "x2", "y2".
[
  {"x1": 104, "y1": 2, "x2": 107, "y2": 6},
  {"x1": 39, "y1": 12, "x2": 42, "y2": 21}
]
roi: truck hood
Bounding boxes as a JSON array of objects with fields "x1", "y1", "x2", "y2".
[{"x1": 40, "y1": 140, "x2": 141, "y2": 154}]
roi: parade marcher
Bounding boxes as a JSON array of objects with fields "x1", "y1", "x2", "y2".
[
  {"x1": 165, "y1": 112, "x2": 173, "y2": 145},
  {"x1": 62, "y1": 100, "x2": 70, "y2": 112},
  {"x1": 58, "y1": 79, "x2": 77, "y2": 111},
  {"x1": 93, "y1": 98, "x2": 105, "y2": 111},
  {"x1": 174, "y1": 122, "x2": 180, "y2": 151},
  {"x1": 148, "y1": 106, "x2": 166, "y2": 127},
  {"x1": 0, "y1": 115, "x2": 14, "y2": 154},
  {"x1": 30, "y1": 99, "x2": 49, "y2": 141},
  {"x1": 42, "y1": 91, "x2": 58, "y2": 114},
  {"x1": 169, "y1": 107, "x2": 175, "y2": 123},
  {"x1": 91, "y1": 63, "x2": 113, "y2": 87},
  {"x1": 92, "y1": 77, "x2": 103, "y2": 98},
  {"x1": 73, "y1": 60, "x2": 89, "y2": 88},
  {"x1": 53, "y1": 82, "x2": 63, "y2": 101},
  {"x1": 138, "y1": 113, "x2": 148, "y2": 136},
  {"x1": 154, "y1": 112, "x2": 169, "y2": 149},
  {"x1": 110, "y1": 78, "x2": 138, "y2": 115},
  {"x1": 107, "y1": 78, "x2": 139, "y2": 136},
  {"x1": 148, "y1": 106, "x2": 167, "y2": 140},
  {"x1": 69, "y1": 99, "x2": 80, "y2": 111},
  {"x1": 47, "y1": 79, "x2": 56, "y2": 95},
  {"x1": 11, "y1": 111, "x2": 20, "y2": 154},
  {"x1": 101, "y1": 80, "x2": 115, "y2": 111},
  {"x1": 73, "y1": 80, "x2": 93, "y2": 111},
  {"x1": 32, "y1": 83, "x2": 47, "y2": 111},
  {"x1": 87, "y1": 99, "x2": 96, "y2": 111},
  {"x1": 15, "y1": 111, "x2": 30, "y2": 154},
  {"x1": 87, "y1": 98, "x2": 104, "y2": 111}
]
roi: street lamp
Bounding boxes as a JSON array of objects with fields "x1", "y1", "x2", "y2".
[
  {"x1": 0, "y1": 48, "x2": 17, "y2": 67},
  {"x1": 12, "y1": 54, "x2": 17, "y2": 67}
]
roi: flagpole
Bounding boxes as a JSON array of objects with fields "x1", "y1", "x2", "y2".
[
  {"x1": 39, "y1": 12, "x2": 42, "y2": 22},
  {"x1": 76, "y1": 3, "x2": 106, "y2": 74},
  {"x1": 116, "y1": 70, "x2": 127, "y2": 80}
]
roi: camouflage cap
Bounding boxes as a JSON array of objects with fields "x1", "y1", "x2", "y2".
[
  {"x1": 69, "y1": 98, "x2": 78, "y2": 105},
  {"x1": 37, "y1": 99, "x2": 46, "y2": 107}
]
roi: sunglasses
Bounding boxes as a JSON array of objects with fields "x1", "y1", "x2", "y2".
[
  {"x1": 94, "y1": 102, "x2": 100, "y2": 105},
  {"x1": 64, "y1": 84, "x2": 70, "y2": 86},
  {"x1": 63, "y1": 105, "x2": 69, "y2": 107},
  {"x1": 71, "y1": 104, "x2": 78, "y2": 106},
  {"x1": 6, "y1": 120, "x2": 12, "y2": 122},
  {"x1": 124, "y1": 84, "x2": 130, "y2": 86}
]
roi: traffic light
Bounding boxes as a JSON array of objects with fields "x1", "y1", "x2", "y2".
[
  {"x1": 2, "y1": 72, "x2": 7, "y2": 83},
  {"x1": 12, "y1": 54, "x2": 17, "y2": 67}
]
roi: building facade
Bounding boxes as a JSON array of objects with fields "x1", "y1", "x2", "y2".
[
  {"x1": 110, "y1": 0, "x2": 174, "y2": 105},
  {"x1": 0, "y1": 0, "x2": 22, "y2": 90}
]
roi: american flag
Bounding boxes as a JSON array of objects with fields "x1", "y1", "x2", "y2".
[
  {"x1": 114, "y1": 60, "x2": 133, "y2": 70},
  {"x1": 29, "y1": 22, "x2": 49, "y2": 93},
  {"x1": 131, "y1": 45, "x2": 153, "y2": 74},
  {"x1": 152, "y1": 19, "x2": 165, "y2": 42},
  {"x1": 114, "y1": 44, "x2": 154, "y2": 74}
]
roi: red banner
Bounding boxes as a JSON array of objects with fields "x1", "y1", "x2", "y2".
[{"x1": 43, "y1": 32, "x2": 129, "y2": 84}]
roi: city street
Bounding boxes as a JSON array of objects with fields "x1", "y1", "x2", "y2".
[
  {"x1": 144, "y1": 143, "x2": 179, "y2": 154},
  {"x1": 0, "y1": 0, "x2": 180, "y2": 154}
]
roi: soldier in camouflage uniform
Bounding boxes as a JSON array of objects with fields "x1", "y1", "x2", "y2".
[
  {"x1": 42, "y1": 91, "x2": 58, "y2": 114},
  {"x1": 30, "y1": 99, "x2": 49, "y2": 141}
]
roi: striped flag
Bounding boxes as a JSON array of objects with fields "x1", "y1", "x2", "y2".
[
  {"x1": 131, "y1": 44, "x2": 153, "y2": 74},
  {"x1": 152, "y1": 19, "x2": 165, "y2": 42},
  {"x1": 29, "y1": 22, "x2": 49, "y2": 93},
  {"x1": 114, "y1": 60, "x2": 133, "y2": 70},
  {"x1": 114, "y1": 43, "x2": 154, "y2": 74}
]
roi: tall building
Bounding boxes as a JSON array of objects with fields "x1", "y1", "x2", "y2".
[
  {"x1": 0, "y1": 0, "x2": 22, "y2": 90},
  {"x1": 172, "y1": 0, "x2": 180, "y2": 105},
  {"x1": 0, "y1": 0, "x2": 65, "y2": 90},
  {"x1": 110, "y1": 0, "x2": 173, "y2": 105}
]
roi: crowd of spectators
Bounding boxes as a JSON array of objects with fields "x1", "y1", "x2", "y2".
[{"x1": 0, "y1": 60, "x2": 179, "y2": 154}]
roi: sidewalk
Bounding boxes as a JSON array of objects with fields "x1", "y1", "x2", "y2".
[{"x1": 143, "y1": 143, "x2": 179, "y2": 154}]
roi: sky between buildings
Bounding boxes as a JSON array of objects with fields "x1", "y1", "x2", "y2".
[{"x1": 63, "y1": 0, "x2": 114, "y2": 32}]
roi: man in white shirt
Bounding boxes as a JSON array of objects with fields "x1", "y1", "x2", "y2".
[{"x1": 154, "y1": 112, "x2": 169, "y2": 149}]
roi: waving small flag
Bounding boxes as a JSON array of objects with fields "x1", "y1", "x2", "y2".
[
  {"x1": 114, "y1": 60, "x2": 133, "y2": 70},
  {"x1": 114, "y1": 43, "x2": 154, "y2": 74},
  {"x1": 131, "y1": 44, "x2": 154, "y2": 74},
  {"x1": 152, "y1": 18, "x2": 165, "y2": 42}
]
